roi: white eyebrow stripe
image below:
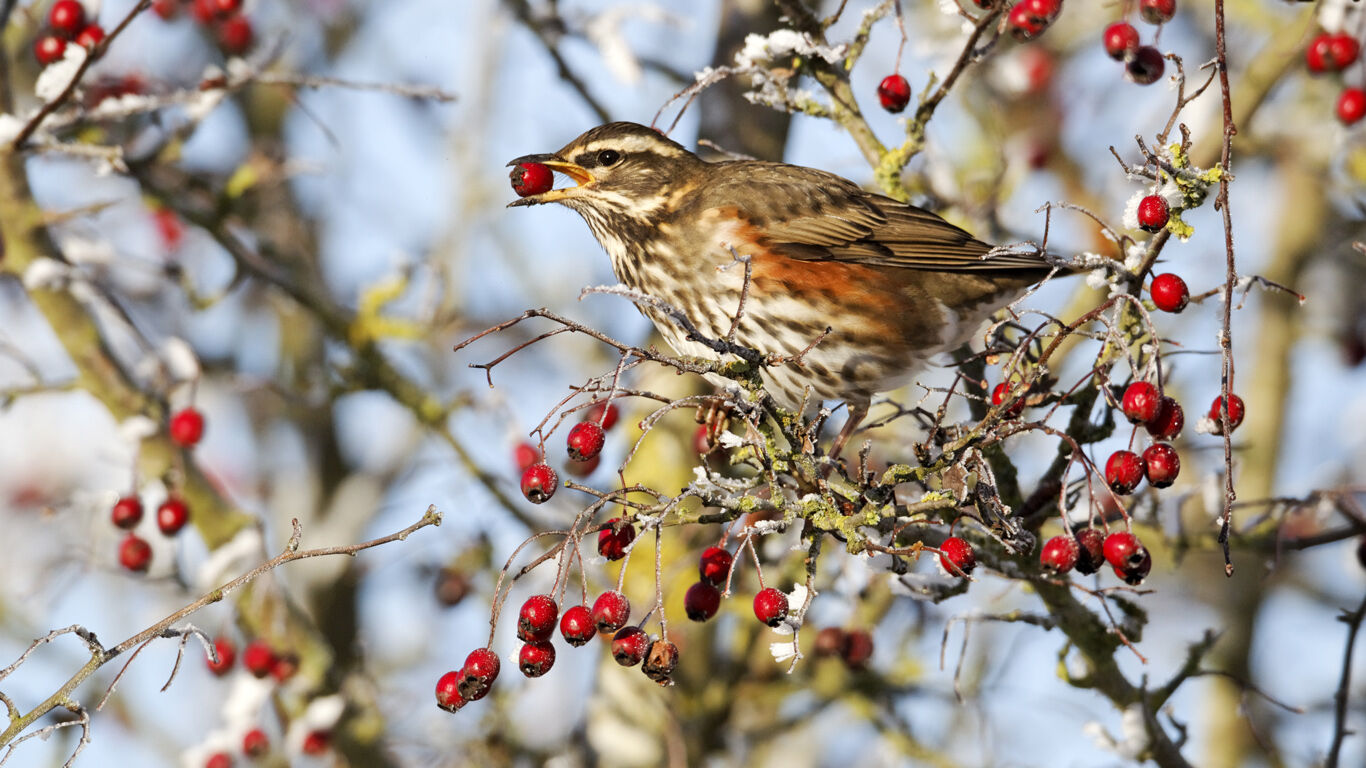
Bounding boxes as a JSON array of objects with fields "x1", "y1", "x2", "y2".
[{"x1": 576, "y1": 134, "x2": 686, "y2": 158}]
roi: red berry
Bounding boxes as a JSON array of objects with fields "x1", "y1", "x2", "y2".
[
  {"x1": 566, "y1": 421, "x2": 605, "y2": 461},
  {"x1": 1074, "y1": 529, "x2": 1106, "y2": 574},
  {"x1": 698, "y1": 546, "x2": 733, "y2": 586},
  {"x1": 192, "y1": 0, "x2": 217, "y2": 23},
  {"x1": 684, "y1": 581, "x2": 721, "y2": 622},
  {"x1": 169, "y1": 407, "x2": 205, "y2": 447},
  {"x1": 1114, "y1": 546, "x2": 1152, "y2": 584},
  {"x1": 458, "y1": 648, "x2": 500, "y2": 701},
  {"x1": 518, "y1": 641, "x2": 555, "y2": 677},
  {"x1": 1150, "y1": 273, "x2": 1189, "y2": 313},
  {"x1": 33, "y1": 35, "x2": 66, "y2": 66},
  {"x1": 1103, "y1": 22, "x2": 1140, "y2": 60},
  {"x1": 209, "y1": 0, "x2": 242, "y2": 16},
  {"x1": 586, "y1": 401, "x2": 619, "y2": 430},
  {"x1": 992, "y1": 381, "x2": 1025, "y2": 417},
  {"x1": 1103, "y1": 531, "x2": 1146, "y2": 570},
  {"x1": 1040, "y1": 535, "x2": 1080, "y2": 573},
  {"x1": 434, "y1": 566, "x2": 470, "y2": 607},
  {"x1": 591, "y1": 590, "x2": 631, "y2": 633},
  {"x1": 752, "y1": 587, "x2": 789, "y2": 626},
  {"x1": 1338, "y1": 88, "x2": 1366, "y2": 126},
  {"x1": 301, "y1": 731, "x2": 329, "y2": 756},
  {"x1": 814, "y1": 627, "x2": 845, "y2": 657},
  {"x1": 1121, "y1": 381, "x2": 1160, "y2": 424},
  {"x1": 642, "y1": 639, "x2": 679, "y2": 685},
  {"x1": 520, "y1": 463, "x2": 558, "y2": 503},
  {"x1": 513, "y1": 442, "x2": 541, "y2": 472},
  {"x1": 242, "y1": 728, "x2": 269, "y2": 756},
  {"x1": 565, "y1": 453, "x2": 600, "y2": 478},
  {"x1": 1307, "y1": 33, "x2": 1332, "y2": 73},
  {"x1": 216, "y1": 15, "x2": 253, "y2": 55},
  {"x1": 118, "y1": 534, "x2": 152, "y2": 572},
  {"x1": 516, "y1": 594, "x2": 558, "y2": 643},
  {"x1": 241, "y1": 640, "x2": 275, "y2": 678},
  {"x1": 1208, "y1": 394, "x2": 1245, "y2": 433},
  {"x1": 206, "y1": 636, "x2": 235, "y2": 676},
  {"x1": 48, "y1": 1, "x2": 87, "y2": 38},
  {"x1": 938, "y1": 536, "x2": 976, "y2": 577},
  {"x1": 435, "y1": 670, "x2": 465, "y2": 712},
  {"x1": 841, "y1": 629, "x2": 875, "y2": 669},
  {"x1": 156, "y1": 496, "x2": 190, "y2": 535},
  {"x1": 153, "y1": 0, "x2": 181, "y2": 21},
  {"x1": 111, "y1": 495, "x2": 143, "y2": 529},
  {"x1": 1020, "y1": 0, "x2": 1060, "y2": 21},
  {"x1": 876, "y1": 74, "x2": 911, "y2": 113},
  {"x1": 1328, "y1": 34, "x2": 1361, "y2": 70},
  {"x1": 1146, "y1": 396, "x2": 1184, "y2": 439},
  {"x1": 693, "y1": 424, "x2": 715, "y2": 455},
  {"x1": 1136, "y1": 195, "x2": 1169, "y2": 233},
  {"x1": 511, "y1": 161, "x2": 554, "y2": 197},
  {"x1": 1143, "y1": 443, "x2": 1181, "y2": 488},
  {"x1": 611, "y1": 626, "x2": 649, "y2": 666},
  {"x1": 74, "y1": 24, "x2": 104, "y2": 50},
  {"x1": 559, "y1": 605, "x2": 596, "y2": 646},
  {"x1": 1138, "y1": 0, "x2": 1176, "y2": 25},
  {"x1": 269, "y1": 653, "x2": 297, "y2": 682},
  {"x1": 1105, "y1": 450, "x2": 1145, "y2": 495},
  {"x1": 1126, "y1": 46, "x2": 1165, "y2": 85},
  {"x1": 1007, "y1": 2, "x2": 1048, "y2": 41},
  {"x1": 597, "y1": 518, "x2": 635, "y2": 561},
  {"x1": 205, "y1": 753, "x2": 232, "y2": 768}
]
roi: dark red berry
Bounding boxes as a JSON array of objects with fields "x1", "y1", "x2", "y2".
[
  {"x1": 434, "y1": 566, "x2": 470, "y2": 607},
  {"x1": 1040, "y1": 535, "x2": 1080, "y2": 573},
  {"x1": 1121, "y1": 381, "x2": 1161, "y2": 424},
  {"x1": 1021, "y1": 0, "x2": 1061, "y2": 20},
  {"x1": 1150, "y1": 273, "x2": 1189, "y2": 312},
  {"x1": 169, "y1": 407, "x2": 205, "y2": 447},
  {"x1": 435, "y1": 670, "x2": 465, "y2": 712},
  {"x1": 206, "y1": 636, "x2": 235, "y2": 676},
  {"x1": 753, "y1": 587, "x2": 789, "y2": 626},
  {"x1": 1136, "y1": 195, "x2": 1169, "y2": 233},
  {"x1": 513, "y1": 442, "x2": 541, "y2": 472},
  {"x1": 33, "y1": 35, "x2": 66, "y2": 66},
  {"x1": 111, "y1": 495, "x2": 143, "y2": 529},
  {"x1": 156, "y1": 496, "x2": 190, "y2": 535},
  {"x1": 192, "y1": 0, "x2": 216, "y2": 24},
  {"x1": 517, "y1": 594, "x2": 558, "y2": 643},
  {"x1": 1074, "y1": 528, "x2": 1106, "y2": 574},
  {"x1": 841, "y1": 629, "x2": 874, "y2": 669},
  {"x1": 269, "y1": 653, "x2": 297, "y2": 682},
  {"x1": 642, "y1": 639, "x2": 679, "y2": 685},
  {"x1": 1307, "y1": 33, "x2": 1332, "y2": 73},
  {"x1": 458, "y1": 648, "x2": 500, "y2": 701},
  {"x1": 1338, "y1": 88, "x2": 1366, "y2": 126},
  {"x1": 586, "y1": 401, "x2": 619, "y2": 430},
  {"x1": 520, "y1": 462, "x2": 558, "y2": 503},
  {"x1": 992, "y1": 381, "x2": 1024, "y2": 417},
  {"x1": 876, "y1": 74, "x2": 911, "y2": 113},
  {"x1": 611, "y1": 626, "x2": 649, "y2": 666},
  {"x1": 814, "y1": 627, "x2": 845, "y2": 657},
  {"x1": 1113, "y1": 546, "x2": 1152, "y2": 585},
  {"x1": 153, "y1": 0, "x2": 181, "y2": 21},
  {"x1": 511, "y1": 162, "x2": 554, "y2": 197},
  {"x1": 49, "y1": 1, "x2": 87, "y2": 38},
  {"x1": 209, "y1": 0, "x2": 242, "y2": 16},
  {"x1": 301, "y1": 731, "x2": 329, "y2": 756},
  {"x1": 1138, "y1": 0, "x2": 1176, "y2": 25},
  {"x1": 518, "y1": 641, "x2": 555, "y2": 677},
  {"x1": 1007, "y1": 2, "x2": 1048, "y2": 41},
  {"x1": 1126, "y1": 46, "x2": 1165, "y2": 85},
  {"x1": 698, "y1": 546, "x2": 733, "y2": 586},
  {"x1": 938, "y1": 536, "x2": 976, "y2": 577},
  {"x1": 119, "y1": 534, "x2": 152, "y2": 572},
  {"x1": 559, "y1": 605, "x2": 596, "y2": 646},
  {"x1": 1102, "y1": 531, "x2": 1146, "y2": 570},
  {"x1": 684, "y1": 581, "x2": 721, "y2": 622},
  {"x1": 242, "y1": 728, "x2": 269, "y2": 756},
  {"x1": 1105, "y1": 450, "x2": 1145, "y2": 495},
  {"x1": 1143, "y1": 443, "x2": 1180, "y2": 488},
  {"x1": 597, "y1": 518, "x2": 635, "y2": 561},
  {"x1": 242, "y1": 640, "x2": 275, "y2": 678},
  {"x1": 591, "y1": 590, "x2": 631, "y2": 633},
  {"x1": 566, "y1": 421, "x2": 605, "y2": 462},
  {"x1": 1103, "y1": 22, "x2": 1140, "y2": 60},
  {"x1": 1208, "y1": 394, "x2": 1245, "y2": 434},
  {"x1": 205, "y1": 753, "x2": 232, "y2": 768},
  {"x1": 1328, "y1": 34, "x2": 1361, "y2": 70},
  {"x1": 1146, "y1": 396, "x2": 1184, "y2": 439},
  {"x1": 216, "y1": 15, "x2": 253, "y2": 56},
  {"x1": 74, "y1": 24, "x2": 104, "y2": 50}
]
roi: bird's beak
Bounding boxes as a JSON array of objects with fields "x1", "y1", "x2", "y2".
[{"x1": 505, "y1": 153, "x2": 596, "y2": 207}]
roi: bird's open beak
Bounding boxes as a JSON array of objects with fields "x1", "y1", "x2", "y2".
[{"x1": 505, "y1": 153, "x2": 596, "y2": 207}]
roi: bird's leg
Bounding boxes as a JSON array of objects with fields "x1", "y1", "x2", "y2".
[
  {"x1": 694, "y1": 396, "x2": 734, "y2": 454},
  {"x1": 828, "y1": 402, "x2": 869, "y2": 464}
]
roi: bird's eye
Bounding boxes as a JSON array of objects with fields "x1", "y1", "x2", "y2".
[{"x1": 597, "y1": 149, "x2": 621, "y2": 167}]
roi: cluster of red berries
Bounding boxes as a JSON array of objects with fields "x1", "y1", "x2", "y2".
[
  {"x1": 112, "y1": 407, "x2": 205, "y2": 572},
  {"x1": 1100, "y1": 0, "x2": 1175, "y2": 86},
  {"x1": 153, "y1": 0, "x2": 254, "y2": 56},
  {"x1": 518, "y1": 401, "x2": 619, "y2": 504},
  {"x1": 1039, "y1": 529, "x2": 1151, "y2": 584},
  {"x1": 199, "y1": 636, "x2": 318, "y2": 765},
  {"x1": 813, "y1": 626, "x2": 875, "y2": 669},
  {"x1": 1304, "y1": 28, "x2": 1364, "y2": 125},
  {"x1": 680, "y1": 546, "x2": 791, "y2": 626},
  {"x1": 32, "y1": 1, "x2": 105, "y2": 66}
]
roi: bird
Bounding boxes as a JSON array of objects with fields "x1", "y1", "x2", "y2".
[{"x1": 507, "y1": 121, "x2": 1061, "y2": 458}]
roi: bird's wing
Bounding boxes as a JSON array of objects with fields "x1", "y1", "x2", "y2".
[{"x1": 717, "y1": 162, "x2": 1052, "y2": 273}]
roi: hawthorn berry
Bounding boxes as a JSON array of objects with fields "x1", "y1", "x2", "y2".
[
  {"x1": 876, "y1": 74, "x2": 911, "y2": 113},
  {"x1": 693, "y1": 424, "x2": 715, "y2": 455},
  {"x1": 48, "y1": 1, "x2": 87, "y2": 38},
  {"x1": 1337, "y1": 88, "x2": 1366, "y2": 126},
  {"x1": 435, "y1": 671, "x2": 465, "y2": 712},
  {"x1": 698, "y1": 546, "x2": 733, "y2": 586},
  {"x1": 216, "y1": 15, "x2": 253, "y2": 56},
  {"x1": 565, "y1": 454, "x2": 600, "y2": 478},
  {"x1": 169, "y1": 407, "x2": 205, "y2": 447},
  {"x1": 1136, "y1": 195, "x2": 1169, "y2": 233},
  {"x1": 591, "y1": 590, "x2": 631, "y2": 633},
  {"x1": 1105, "y1": 450, "x2": 1145, "y2": 495},
  {"x1": 511, "y1": 161, "x2": 554, "y2": 197},
  {"x1": 33, "y1": 35, "x2": 66, "y2": 66},
  {"x1": 841, "y1": 629, "x2": 875, "y2": 669},
  {"x1": 119, "y1": 534, "x2": 152, "y2": 572},
  {"x1": 1040, "y1": 535, "x2": 1080, "y2": 573},
  {"x1": 517, "y1": 594, "x2": 558, "y2": 643},
  {"x1": 1150, "y1": 273, "x2": 1189, "y2": 313},
  {"x1": 1103, "y1": 531, "x2": 1146, "y2": 571},
  {"x1": 598, "y1": 518, "x2": 635, "y2": 560},
  {"x1": 242, "y1": 728, "x2": 269, "y2": 756},
  {"x1": 205, "y1": 753, "x2": 232, "y2": 768},
  {"x1": 519, "y1": 641, "x2": 555, "y2": 677},
  {"x1": 156, "y1": 496, "x2": 190, "y2": 535},
  {"x1": 74, "y1": 24, "x2": 104, "y2": 50},
  {"x1": 301, "y1": 731, "x2": 329, "y2": 756},
  {"x1": 111, "y1": 495, "x2": 143, "y2": 529},
  {"x1": 434, "y1": 566, "x2": 471, "y2": 607},
  {"x1": 1074, "y1": 528, "x2": 1106, "y2": 574},
  {"x1": 206, "y1": 636, "x2": 235, "y2": 676},
  {"x1": 153, "y1": 0, "x2": 181, "y2": 21},
  {"x1": 192, "y1": 0, "x2": 217, "y2": 23},
  {"x1": 1328, "y1": 34, "x2": 1361, "y2": 70},
  {"x1": 586, "y1": 401, "x2": 619, "y2": 430},
  {"x1": 269, "y1": 653, "x2": 298, "y2": 683},
  {"x1": 560, "y1": 605, "x2": 596, "y2": 646},
  {"x1": 753, "y1": 587, "x2": 789, "y2": 627},
  {"x1": 992, "y1": 381, "x2": 1024, "y2": 417},
  {"x1": 1126, "y1": 46, "x2": 1165, "y2": 85},
  {"x1": 1146, "y1": 396, "x2": 1185, "y2": 439},
  {"x1": 566, "y1": 421, "x2": 605, "y2": 462},
  {"x1": 1138, "y1": 0, "x2": 1176, "y2": 25},
  {"x1": 241, "y1": 640, "x2": 275, "y2": 678},
  {"x1": 1103, "y1": 22, "x2": 1140, "y2": 60},
  {"x1": 938, "y1": 536, "x2": 976, "y2": 577},
  {"x1": 1208, "y1": 394, "x2": 1245, "y2": 434},
  {"x1": 458, "y1": 647, "x2": 500, "y2": 701},
  {"x1": 520, "y1": 462, "x2": 558, "y2": 503},
  {"x1": 1121, "y1": 382, "x2": 1160, "y2": 424},
  {"x1": 208, "y1": 0, "x2": 243, "y2": 16},
  {"x1": 1114, "y1": 546, "x2": 1153, "y2": 585},
  {"x1": 513, "y1": 442, "x2": 541, "y2": 472},
  {"x1": 685, "y1": 581, "x2": 721, "y2": 622},
  {"x1": 642, "y1": 639, "x2": 679, "y2": 685},
  {"x1": 814, "y1": 627, "x2": 845, "y2": 657},
  {"x1": 611, "y1": 626, "x2": 649, "y2": 666},
  {"x1": 1007, "y1": 2, "x2": 1048, "y2": 41},
  {"x1": 1143, "y1": 443, "x2": 1181, "y2": 488},
  {"x1": 1021, "y1": 0, "x2": 1061, "y2": 21}
]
